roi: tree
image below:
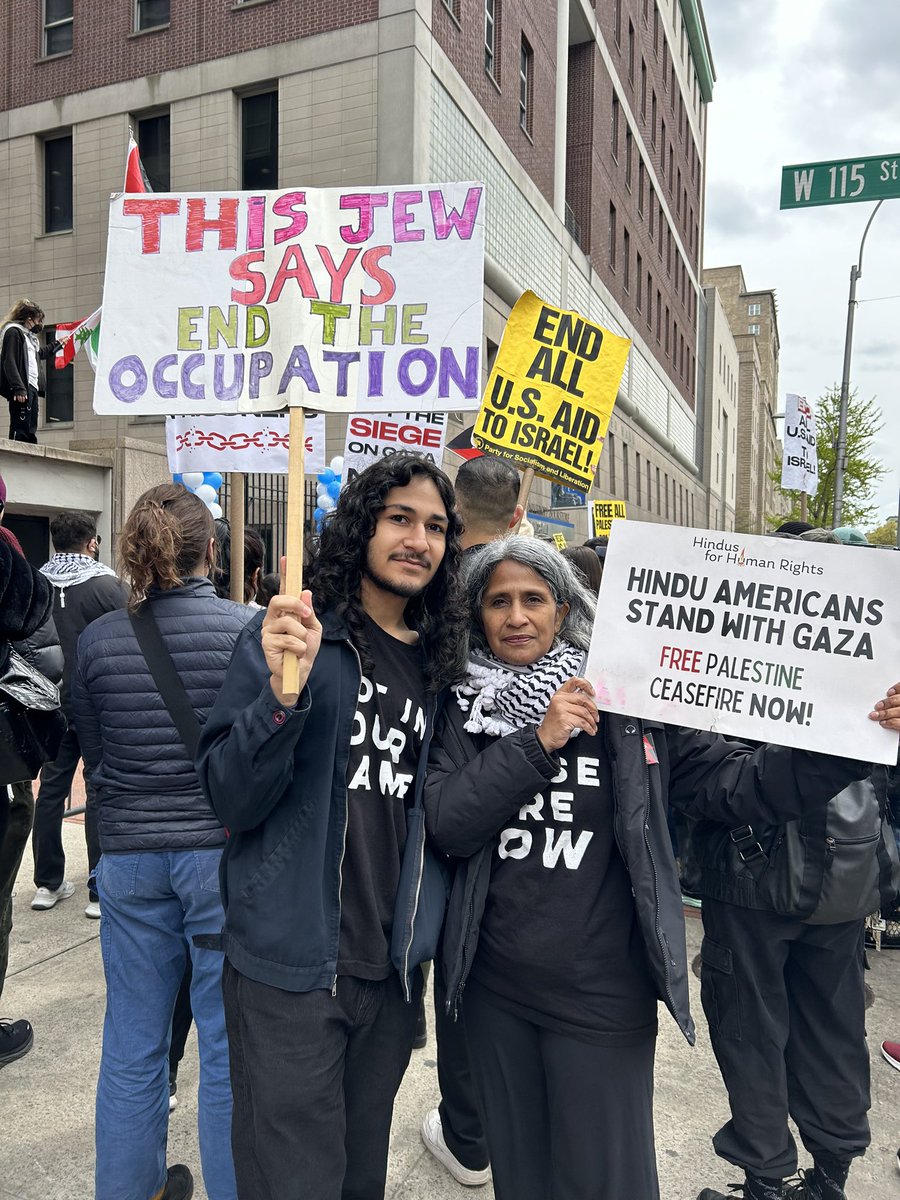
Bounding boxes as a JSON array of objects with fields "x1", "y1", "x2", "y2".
[
  {"x1": 866, "y1": 516, "x2": 898, "y2": 546},
  {"x1": 774, "y1": 385, "x2": 886, "y2": 529}
]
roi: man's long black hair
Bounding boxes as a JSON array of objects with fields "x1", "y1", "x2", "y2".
[{"x1": 306, "y1": 453, "x2": 467, "y2": 692}]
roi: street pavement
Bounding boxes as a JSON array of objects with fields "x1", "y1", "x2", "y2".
[{"x1": 3, "y1": 814, "x2": 900, "y2": 1199}]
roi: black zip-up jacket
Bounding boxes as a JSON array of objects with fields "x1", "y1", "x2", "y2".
[
  {"x1": 196, "y1": 607, "x2": 448, "y2": 998},
  {"x1": 47, "y1": 568, "x2": 129, "y2": 709},
  {"x1": 424, "y1": 700, "x2": 869, "y2": 1044}
]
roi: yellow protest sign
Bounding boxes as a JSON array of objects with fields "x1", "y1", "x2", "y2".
[
  {"x1": 591, "y1": 499, "x2": 627, "y2": 537},
  {"x1": 473, "y1": 291, "x2": 631, "y2": 490},
  {"x1": 553, "y1": 533, "x2": 568, "y2": 550}
]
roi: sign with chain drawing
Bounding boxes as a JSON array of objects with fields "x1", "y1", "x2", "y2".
[
  {"x1": 93, "y1": 184, "x2": 484, "y2": 415},
  {"x1": 584, "y1": 522, "x2": 900, "y2": 764},
  {"x1": 472, "y1": 291, "x2": 631, "y2": 491}
]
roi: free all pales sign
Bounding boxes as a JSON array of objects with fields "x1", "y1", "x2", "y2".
[{"x1": 585, "y1": 523, "x2": 900, "y2": 764}]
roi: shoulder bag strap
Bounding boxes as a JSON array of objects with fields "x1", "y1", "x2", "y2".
[{"x1": 128, "y1": 601, "x2": 201, "y2": 759}]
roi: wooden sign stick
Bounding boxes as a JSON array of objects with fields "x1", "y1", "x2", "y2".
[
  {"x1": 512, "y1": 467, "x2": 535, "y2": 533},
  {"x1": 281, "y1": 406, "x2": 307, "y2": 702},
  {"x1": 229, "y1": 472, "x2": 246, "y2": 604}
]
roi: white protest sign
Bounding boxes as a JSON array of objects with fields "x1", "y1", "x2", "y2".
[
  {"x1": 165, "y1": 413, "x2": 325, "y2": 474},
  {"x1": 781, "y1": 392, "x2": 819, "y2": 495},
  {"x1": 342, "y1": 411, "x2": 448, "y2": 479},
  {"x1": 585, "y1": 522, "x2": 900, "y2": 764},
  {"x1": 94, "y1": 185, "x2": 485, "y2": 416}
]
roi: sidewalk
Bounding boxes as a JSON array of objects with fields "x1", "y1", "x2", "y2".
[{"x1": 3, "y1": 816, "x2": 900, "y2": 1199}]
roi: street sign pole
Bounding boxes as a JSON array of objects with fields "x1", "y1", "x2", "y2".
[{"x1": 833, "y1": 198, "x2": 884, "y2": 528}]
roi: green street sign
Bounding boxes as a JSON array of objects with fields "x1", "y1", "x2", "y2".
[{"x1": 780, "y1": 153, "x2": 900, "y2": 209}]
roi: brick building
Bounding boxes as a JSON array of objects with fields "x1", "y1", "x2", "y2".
[{"x1": 1, "y1": 0, "x2": 717, "y2": 551}]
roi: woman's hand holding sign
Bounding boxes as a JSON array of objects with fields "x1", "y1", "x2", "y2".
[
  {"x1": 870, "y1": 684, "x2": 900, "y2": 733},
  {"x1": 537, "y1": 677, "x2": 599, "y2": 752}
]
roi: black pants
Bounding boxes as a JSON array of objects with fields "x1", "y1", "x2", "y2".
[
  {"x1": 0, "y1": 781, "x2": 34, "y2": 1001},
  {"x1": 32, "y1": 724, "x2": 101, "y2": 899},
  {"x1": 7, "y1": 388, "x2": 38, "y2": 442},
  {"x1": 463, "y1": 979, "x2": 659, "y2": 1200},
  {"x1": 169, "y1": 953, "x2": 194, "y2": 1077},
  {"x1": 433, "y1": 956, "x2": 490, "y2": 1171},
  {"x1": 223, "y1": 961, "x2": 421, "y2": 1200},
  {"x1": 700, "y1": 898, "x2": 870, "y2": 1179}
]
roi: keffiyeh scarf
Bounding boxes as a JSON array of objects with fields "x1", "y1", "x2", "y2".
[
  {"x1": 454, "y1": 643, "x2": 587, "y2": 737},
  {"x1": 40, "y1": 553, "x2": 118, "y2": 606}
]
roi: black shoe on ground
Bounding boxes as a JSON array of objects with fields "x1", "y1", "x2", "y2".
[
  {"x1": 0, "y1": 1018, "x2": 34, "y2": 1067},
  {"x1": 160, "y1": 1164, "x2": 194, "y2": 1200},
  {"x1": 698, "y1": 1176, "x2": 786, "y2": 1200},
  {"x1": 412, "y1": 995, "x2": 427, "y2": 1049}
]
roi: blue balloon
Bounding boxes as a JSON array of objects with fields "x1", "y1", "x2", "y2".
[
  {"x1": 317, "y1": 469, "x2": 335, "y2": 485},
  {"x1": 173, "y1": 473, "x2": 183, "y2": 483},
  {"x1": 313, "y1": 507, "x2": 325, "y2": 521},
  {"x1": 203, "y1": 471, "x2": 224, "y2": 491},
  {"x1": 327, "y1": 480, "x2": 341, "y2": 499}
]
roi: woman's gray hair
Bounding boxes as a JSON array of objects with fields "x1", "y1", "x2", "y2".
[{"x1": 462, "y1": 535, "x2": 597, "y2": 653}]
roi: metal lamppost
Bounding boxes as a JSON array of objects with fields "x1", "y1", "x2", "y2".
[{"x1": 833, "y1": 198, "x2": 885, "y2": 527}]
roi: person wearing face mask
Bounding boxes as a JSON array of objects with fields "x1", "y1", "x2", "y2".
[
  {"x1": 72, "y1": 483, "x2": 255, "y2": 1200},
  {"x1": 0, "y1": 299, "x2": 62, "y2": 443}
]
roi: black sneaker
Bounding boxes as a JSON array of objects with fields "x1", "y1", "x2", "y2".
[
  {"x1": 160, "y1": 1164, "x2": 194, "y2": 1200},
  {"x1": 0, "y1": 1018, "x2": 34, "y2": 1067}
]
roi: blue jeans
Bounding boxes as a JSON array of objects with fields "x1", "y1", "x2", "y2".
[{"x1": 95, "y1": 849, "x2": 236, "y2": 1200}]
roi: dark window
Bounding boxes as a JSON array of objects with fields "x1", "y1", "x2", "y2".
[
  {"x1": 44, "y1": 327, "x2": 74, "y2": 424},
  {"x1": 636, "y1": 452, "x2": 642, "y2": 505},
  {"x1": 656, "y1": 290, "x2": 662, "y2": 341},
  {"x1": 608, "y1": 202, "x2": 617, "y2": 270},
  {"x1": 519, "y1": 37, "x2": 533, "y2": 134},
  {"x1": 137, "y1": 112, "x2": 170, "y2": 191},
  {"x1": 663, "y1": 38, "x2": 669, "y2": 85},
  {"x1": 653, "y1": 2, "x2": 660, "y2": 55},
  {"x1": 628, "y1": 21, "x2": 635, "y2": 82},
  {"x1": 651, "y1": 92, "x2": 657, "y2": 145},
  {"x1": 136, "y1": 0, "x2": 169, "y2": 31},
  {"x1": 636, "y1": 252, "x2": 643, "y2": 310},
  {"x1": 665, "y1": 305, "x2": 670, "y2": 355},
  {"x1": 649, "y1": 186, "x2": 655, "y2": 239},
  {"x1": 44, "y1": 0, "x2": 73, "y2": 55},
  {"x1": 615, "y1": 0, "x2": 622, "y2": 46},
  {"x1": 646, "y1": 270, "x2": 652, "y2": 329},
  {"x1": 241, "y1": 91, "x2": 278, "y2": 189},
  {"x1": 625, "y1": 129, "x2": 633, "y2": 189},
  {"x1": 611, "y1": 94, "x2": 619, "y2": 159},
  {"x1": 608, "y1": 431, "x2": 616, "y2": 492},
  {"x1": 623, "y1": 443, "x2": 630, "y2": 501},
  {"x1": 640, "y1": 59, "x2": 647, "y2": 116},
  {"x1": 638, "y1": 159, "x2": 645, "y2": 213},
  {"x1": 623, "y1": 227, "x2": 630, "y2": 291},
  {"x1": 485, "y1": 0, "x2": 498, "y2": 79},
  {"x1": 44, "y1": 133, "x2": 73, "y2": 233}
]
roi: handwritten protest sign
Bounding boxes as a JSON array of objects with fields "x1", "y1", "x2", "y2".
[
  {"x1": 165, "y1": 413, "x2": 325, "y2": 474},
  {"x1": 342, "y1": 411, "x2": 448, "y2": 480},
  {"x1": 472, "y1": 291, "x2": 631, "y2": 491},
  {"x1": 781, "y1": 392, "x2": 819, "y2": 495},
  {"x1": 592, "y1": 499, "x2": 627, "y2": 537},
  {"x1": 93, "y1": 185, "x2": 484, "y2": 416},
  {"x1": 585, "y1": 522, "x2": 900, "y2": 763}
]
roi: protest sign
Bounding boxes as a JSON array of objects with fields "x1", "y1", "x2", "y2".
[
  {"x1": 592, "y1": 499, "x2": 627, "y2": 537},
  {"x1": 553, "y1": 533, "x2": 568, "y2": 550},
  {"x1": 342, "y1": 411, "x2": 448, "y2": 480},
  {"x1": 93, "y1": 184, "x2": 484, "y2": 416},
  {"x1": 781, "y1": 392, "x2": 819, "y2": 495},
  {"x1": 584, "y1": 522, "x2": 900, "y2": 763},
  {"x1": 472, "y1": 291, "x2": 631, "y2": 491},
  {"x1": 165, "y1": 413, "x2": 325, "y2": 474}
]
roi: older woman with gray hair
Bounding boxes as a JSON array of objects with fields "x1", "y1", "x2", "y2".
[{"x1": 423, "y1": 536, "x2": 890, "y2": 1200}]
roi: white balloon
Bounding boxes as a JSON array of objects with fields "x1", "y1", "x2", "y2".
[
  {"x1": 319, "y1": 495, "x2": 336, "y2": 511},
  {"x1": 182, "y1": 472, "x2": 205, "y2": 490},
  {"x1": 316, "y1": 483, "x2": 330, "y2": 497},
  {"x1": 208, "y1": 502, "x2": 223, "y2": 520},
  {"x1": 329, "y1": 456, "x2": 344, "y2": 474},
  {"x1": 194, "y1": 483, "x2": 217, "y2": 504}
]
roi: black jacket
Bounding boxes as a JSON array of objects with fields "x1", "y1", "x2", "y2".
[
  {"x1": 424, "y1": 699, "x2": 869, "y2": 1045},
  {"x1": 197, "y1": 607, "x2": 448, "y2": 998},
  {"x1": 71, "y1": 578, "x2": 254, "y2": 853},
  {"x1": 45, "y1": 567, "x2": 129, "y2": 708},
  {"x1": 0, "y1": 538, "x2": 53, "y2": 674},
  {"x1": 12, "y1": 611, "x2": 64, "y2": 685},
  {"x1": 0, "y1": 324, "x2": 55, "y2": 399}
]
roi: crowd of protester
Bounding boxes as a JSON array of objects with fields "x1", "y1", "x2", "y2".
[{"x1": 0, "y1": 453, "x2": 899, "y2": 1200}]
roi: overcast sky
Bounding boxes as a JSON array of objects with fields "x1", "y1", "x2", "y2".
[{"x1": 702, "y1": 0, "x2": 900, "y2": 528}]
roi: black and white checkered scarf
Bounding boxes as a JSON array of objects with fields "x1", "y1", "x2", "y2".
[{"x1": 453, "y1": 643, "x2": 586, "y2": 737}]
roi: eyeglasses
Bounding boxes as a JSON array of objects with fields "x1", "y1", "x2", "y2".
[{"x1": 94, "y1": 534, "x2": 101, "y2": 546}]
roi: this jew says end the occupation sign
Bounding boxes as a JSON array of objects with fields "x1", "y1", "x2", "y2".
[{"x1": 584, "y1": 523, "x2": 900, "y2": 764}]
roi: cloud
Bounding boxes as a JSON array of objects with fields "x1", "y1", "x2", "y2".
[{"x1": 705, "y1": 181, "x2": 777, "y2": 241}]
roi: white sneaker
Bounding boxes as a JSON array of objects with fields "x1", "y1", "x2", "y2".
[
  {"x1": 84, "y1": 901, "x2": 101, "y2": 920},
  {"x1": 31, "y1": 881, "x2": 76, "y2": 910},
  {"x1": 421, "y1": 1108, "x2": 491, "y2": 1187}
]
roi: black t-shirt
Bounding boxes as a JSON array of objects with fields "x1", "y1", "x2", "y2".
[
  {"x1": 470, "y1": 723, "x2": 658, "y2": 1044},
  {"x1": 337, "y1": 615, "x2": 427, "y2": 979}
]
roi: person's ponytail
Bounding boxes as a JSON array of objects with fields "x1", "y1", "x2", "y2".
[{"x1": 119, "y1": 484, "x2": 214, "y2": 608}]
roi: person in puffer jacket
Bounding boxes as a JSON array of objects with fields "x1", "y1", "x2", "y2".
[{"x1": 72, "y1": 484, "x2": 254, "y2": 1200}]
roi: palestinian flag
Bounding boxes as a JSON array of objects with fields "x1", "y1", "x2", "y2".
[
  {"x1": 125, "y1": 133, "x2": 150, "y2": 193},
  {"x1": 54, "y1": 308, "x2": 102, "y2": 369},
  {"x1": 446, "y1": 424, "x2": 483, "y2": 460}
]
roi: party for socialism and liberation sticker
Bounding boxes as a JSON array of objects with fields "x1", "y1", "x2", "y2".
[
  {"x1": 472, "y1": 291, "x2": 631, "y2": 491},
  {"x1": 584, "y1": 522, "x2": 900, "y2": 764}
]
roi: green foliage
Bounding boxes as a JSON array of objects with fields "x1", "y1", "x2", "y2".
[
  {"x1": 773, "y1": 385, "x2": 886, "y2": 529},
  {"x1": 866, "y1": 516, "x2": 898, "y2": 546}
]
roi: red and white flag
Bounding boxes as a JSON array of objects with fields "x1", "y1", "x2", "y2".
[{"x1": 124, "y1": 133, "x2": 150, "y2": 194}]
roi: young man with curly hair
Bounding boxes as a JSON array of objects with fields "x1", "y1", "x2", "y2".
[{"x1": 198, "y1": 453, "x2": 466, "y2": 1200}]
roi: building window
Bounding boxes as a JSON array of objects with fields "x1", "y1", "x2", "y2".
[
  {"x1": 651, "y1": 92, "x2": 657, "y2": 145},
  {"x1": 137, "y1": 112, "x2": 170, "y2": 191},
  {"x1": 646, "y1": 270, "x2": 652, "y2": 328},
  {"x1": 638, "y1": 160, "x2": 645, "y2": 214},
  {"x1": 653, "y1": 2, "x2": 660, "y2": 56},
  {"x1": 44, "y1": 0, "x2": 73, "y2": 55},
  {"x1": 519, "y1": 36, "x2": 533, "y2": 134},
  {"x1": 625, "y1": 130, "x2": 633, "y2": 189},
  {"x1": 656, "y1": 290, "x2": 662, "y2": 341},
  {"x1": 662, "y1": 38, "x2": 669, "y2": 85},
  {"x1": 442, "y1": 0, "x2": 461, "y2": 16},
  {"x1": 647, "y1": 459, "x2": 652, "y2": 510},
  {"x1": 43, "y1": 328, "x2": 73, "y2": 424},
  {"x1": 640, "y1": 59, "x2": 647, "y2": 117},
  {"x1": 656, "y1": 466, "x2": 661, "y2": 514},
  {"x1": 748, "y1": 302, "x2": 761, "y2": 315},
  {"x1": 664, "y1": 472, "x2": 669, "y2": 518},
  {"x1": 44, "y1": 133, "x2": 73, "y2": 234},
  {"x1": 623, "y1": 227, "x2": 630, "y2": 291},
  {"x1": 241, "y1": 90, "x2": 278, "y2": 189},
  {"x1": 748, "y1": 324, "x2": 760, "y2": 335},
  {"x1": 628, "y1": 21, "x2": 635, "y2": 82},
  {"x1": 608, "y1": 202, "x2": 617, "y2": 270},
  {"x1": 611, "y1": 94, "x2": 619, "y2": 159},
  {"x1": 615, "y1": 0, "x2": 622, "y2": 46},
  {"x1": 649, "y1": 186, "x2": 655, "y2": 239},
  {"x1": 623, "y1": 443, "x2": 630, "y2": 501},
  {"x1": 635, "y1": 452, "x2": 642, "y2": 505},
  {"x1": 484, "y1": 0, "x2": 498, "y2": 80},
  {"x1": 135, "y1": 0, "x2": 169, "y2": 31},
  {"x1": 636, "y1": 252, "x2": 643, "y2": 310},
  {"x1": 608, "y1": 431, "x2": 616, "y2": 492},
  {"x1": 664, "y1": 305, "x2": 670, "y2": 355}
]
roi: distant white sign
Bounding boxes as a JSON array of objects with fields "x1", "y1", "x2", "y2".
[
  {"x1": 585, "y1": 522, "x2": 900, "y2": 764},
  {"x1": 781, "y1": 392, "x2": 819, "y2": 495},
  {"x1": 342, "y1": 411, "x2": 448, "y2": 479},
  {"x1": 166, "y1": 413, "x2": 325, "y2": 474}
]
